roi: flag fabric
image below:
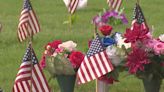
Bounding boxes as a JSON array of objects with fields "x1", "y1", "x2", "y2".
[
  {"x1": 18, "y1": 0, "x2": 40, "y2": 42},
  {"x1": 13, "y1": 44, "x2": 50, "y2": 92},
  {"x1": 131, "y1": 3, "x2": 148, "y2": 30},
  {"x1": 63, "y1": 0, "x2": 87, "y2": 11},
  {"x1": 107, "y1": 0, "x2": 122, "y2": 12},
  {"x1": 77, "y1": 34, "x2": 114, "y2": 84},
  {"x1": 68, "y1": 0, "x2": 80, "y2": 14}
]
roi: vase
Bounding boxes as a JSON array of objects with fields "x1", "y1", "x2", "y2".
[
  {"x1": 56, "y1": 75, "x2": 76, "y2": 92},
  {"x1": 142, "y1": 78, "x2": 162, "y2": 92}
]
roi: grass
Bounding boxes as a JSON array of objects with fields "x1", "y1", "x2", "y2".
[{"x1": 0, "y1": 0, "x2": 164, "y2": 91}]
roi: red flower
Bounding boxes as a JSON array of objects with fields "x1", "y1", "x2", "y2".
[
  {"x1": 124, "y1": 23, "x2": 149, "y2": 43},
  {"x1": 69, "y1": 51, "x2": 84, "y2": 68},
  {"x1": 44, "y1": 40, "x2": 62, "y2": 56},
  {"x1": 45, "y1": 40, "x2": 62, "y2": 49},
  {"x1": 39, "y1": 55, "x2": 46, "y2": 69},
  {"x1": 126, "y1": 48, "x2": 150, "y2": 74},
  {"x1": 98, "y1": 75, "x2": 118, "y2": 84},
  {"x1": 99, "y1": 25, "x2": 113, "y2": 36},
  {"x1": 50, "y1": 40, "x2": 62, "y2": 49}
]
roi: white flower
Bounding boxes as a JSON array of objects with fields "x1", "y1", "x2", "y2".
[
  {"x1": 159, "y1": 34, "x2": 164, "y2": 42},
  {"x1": 106, "y1": 46, "x2": 122, "y2": 66},
  {"x1": 58, "y1": 41, "x2": 77, "y2": 51},
  {"x1": 106, "y1": 46, "x2": 117, "y2": 56},
  {"x1": 63, "y1": 0, "x2": 87, "y2": 10},
  {"x1": 114, "y1": 33, "x2": 131, "y2": 49}
]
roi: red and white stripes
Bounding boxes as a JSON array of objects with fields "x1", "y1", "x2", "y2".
[
  {"x1": 68, "y1": 0, "x2": 79, "y2": 14},
  {"x1": 77, "y1": 51, "x2": 114, "y2": 84},
  {"x1": 107, "y1": 0, "x2": 122, "y2": 12},
  {"x1": 18, "y1": 8, "x2": 40, "y2": 42},
  {"x1": 13, "y1": 62, "x2": 50, "y2": 92}
]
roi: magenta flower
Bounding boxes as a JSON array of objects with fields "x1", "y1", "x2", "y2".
[
  {"x1": 102, "y1": 10, "x2": 128, "y2": 24},
  {"x1": 124, "y1": 23, "x2": 149, "y2": 43},
  {"x1": 126, "y1": 48, "x2": 150, "y2": 74}
]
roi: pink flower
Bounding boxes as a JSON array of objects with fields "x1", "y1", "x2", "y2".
[
  {"x1": 126, "y1": 48, "x2": 150, "y2": 74},
  {"x1": 153, "y1": 42, "x2": 164, "y2": 55},
  {"x1": 145, "y1": 39, "x2": 164, "y2": 55},
  {"x1": 55, "y1": 48, "x2": 64, "y2": 53}
]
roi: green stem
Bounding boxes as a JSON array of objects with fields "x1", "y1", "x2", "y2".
[{"x1": 69, "y1": 14, "x2": 72, "y2": 31}]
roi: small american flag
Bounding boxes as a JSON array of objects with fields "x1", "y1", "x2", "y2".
[
  {"x1": 18, "y1": 0, "x2": 40, "y2": 42},
  {"x1": 12, "y1": 44, "x2": 50, "y2": 92},
  {"x1": 77, "y1": 34, "x2": 114, "y2": 84},
  {"x1": 107, "y1": 0, "x2": 122, "y2": 12},
  {"x1": 131, "y1": 3, "x2": 148, "y2": 30},
  {"x1": 68, "y1": 0, "x2": 79, "y2": 14}
]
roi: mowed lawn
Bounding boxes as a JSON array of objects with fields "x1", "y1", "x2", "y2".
[{"x1": 0, "y1": 0, "x2": 164, "y2": 92}]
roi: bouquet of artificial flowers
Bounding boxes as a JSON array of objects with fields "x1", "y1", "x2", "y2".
[
  {"x1": 40, "y1": 40, "x2": 84, "y2": 76},
  {"x1": 124, "y1": 22, "x2": 164, "y2": 80},
  {"x1": 89, "y1": 24, "x2": 130, "y2": 84}
]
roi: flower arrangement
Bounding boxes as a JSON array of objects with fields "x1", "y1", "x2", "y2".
[
  {"x1": 89, "y1": 24, "x2": 130, "y2": 84},
  {"x1": 92, "y1": 9, "x2": 128, "y2": 27},
  {"x1": 124, "y1": 22, "x2": 164, "y2": 81},
  {"x1": 40, "y1": 40, "x2": 84, "y2": 76}
]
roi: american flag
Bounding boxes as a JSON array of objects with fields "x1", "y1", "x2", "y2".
[
  {"x1": 131, "y1": 3, "x2": 148, "y2": 30},
  {"x1": 77, "y1": 34, "x2": 114, "y2": 84},
  {"x1": 68, "y1": 0, "x2": 79, "y2": 14},
  {"x1": 13, "y1": 44, "x2": 50, "y2": 92},
  {"x1": 18, "y1": 0, "x2": 40, "y2": 42},
  {"x1": 107, "y1": 0, "x2": 122, "y2": 12}
]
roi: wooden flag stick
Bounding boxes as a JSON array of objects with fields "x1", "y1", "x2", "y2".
[
  {"x1": 94, "y1": 25, "x2": 109, "y2": 92},
  {"x1": 28, "y1": 20, "x2": 33, "y2": 92},
  {"x1": 29, "y1": 41, "x2": 33, "y2": 92},
  {"x1": 96, "y1": 80, "x2": 109, "y2": 92},
  {"x1": 94, "y1": 24, "x2": 98, "y2": 92},
  {"x1": 29, "y1": 30, "x2": 33, "y2": 92},
  {"x1": 94, "y1": 25, "x2": 97, "y2": 37}
]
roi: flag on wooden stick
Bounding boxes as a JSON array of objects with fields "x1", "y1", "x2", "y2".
[
  {"x1": 18, "y1": 0, "x2": 40, "y2": 42},
  {"x1": 77, "y1": 34, "x2": 114, "y2": 84},
  {"x1": 107, "y1": 0, "x2": 122, "y2": 12},
  {"x1": 131, "y1": 3, "x2": 148, "y2": 30},
  {"x1": 12, "y1": 44, "x2": 50, "y2": 92}
]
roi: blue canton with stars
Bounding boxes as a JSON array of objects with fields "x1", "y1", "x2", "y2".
[
  {"x1": 132, "y1": 4, "x2": 145, "y2": 24},
  {"x1": 23, "y1": 0, "x2": 32, "y2": 10},
  {"x1": 86, "y1": 34, "x2": 104, "y2": 57},
  {"x1": 22, "y1": 45, "x2": 38, "y2": 64},
  {"x1": 132, "y1": 4, "x2": 138, "y2": 20}
]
